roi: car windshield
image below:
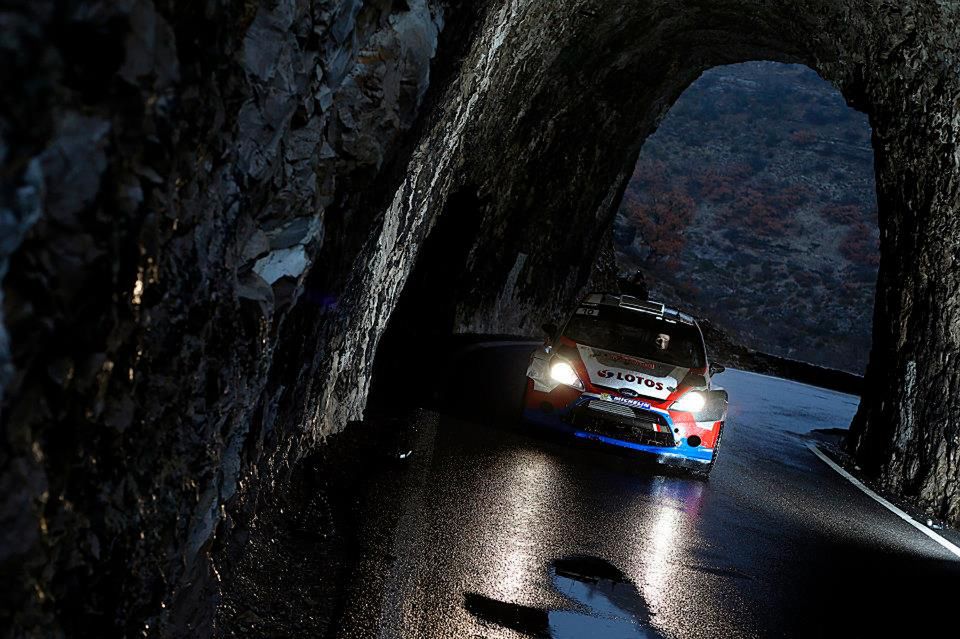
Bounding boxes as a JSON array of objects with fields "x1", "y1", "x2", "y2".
[{"x1": 563, "y1": 306, "x2": 706, "y2": 368}]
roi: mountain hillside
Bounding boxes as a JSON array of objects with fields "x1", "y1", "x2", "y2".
[{"x1": 614, "y1": 62, "x2": 878, "y2": 373}]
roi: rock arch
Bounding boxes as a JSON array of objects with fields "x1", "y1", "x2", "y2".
[
  {"x1": 382, "y1": 0, "x2": 960, "y2": 524},
  {"x1": 1, "y1": 0, "x2": 957, "y2": 634}
]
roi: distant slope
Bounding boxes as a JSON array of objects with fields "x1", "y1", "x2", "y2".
[{"x1": 614, "y1": 62, "x2": 878, "y2": 374}]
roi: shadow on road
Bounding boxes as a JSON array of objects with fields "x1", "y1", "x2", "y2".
[{"x1": 465, "y1": 556, "x2": 662, "y2": 639}]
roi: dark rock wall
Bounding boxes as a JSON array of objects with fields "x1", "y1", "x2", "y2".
[
  {"x1": 847, "y1": 7, "x2": 960, "y2": 521},
  {"x1": 1, "y1": 0, "x2": 449, "y2": 635},
  {"x1": 2, "y1": 0, "x2": 959, "y2": 636}
]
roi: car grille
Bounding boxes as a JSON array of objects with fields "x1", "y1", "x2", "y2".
[
  {"x1": 586, "y1": 400, "x2": 636, "y2": 418},
  {"x1": 570, "y1": 401, "x2": 675, "y2": 448}
]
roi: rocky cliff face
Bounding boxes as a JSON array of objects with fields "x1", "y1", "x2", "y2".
[
  {"x1": 2, "y1": 0, "x2": 959, "y2": 636},
  {"x1": 0, "y1": 0, "x2": 450, "y2": 634}
]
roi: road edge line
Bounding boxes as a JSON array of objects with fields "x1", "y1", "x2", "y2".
[{"x1": 806, "y1": 442, "x2": 960, "y2": 560}]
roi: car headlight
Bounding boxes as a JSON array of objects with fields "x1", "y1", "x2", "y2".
[
  {"x1": 550, "y1": 361, "x2": 584, "y2": 390},
  {"x1": 671, "y1": 391, "x2": 706, "y2": 412}
]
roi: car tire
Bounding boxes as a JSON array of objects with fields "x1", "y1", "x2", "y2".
[{"x1": 691, "y1": 422, "x2": 724, "y2": 479}]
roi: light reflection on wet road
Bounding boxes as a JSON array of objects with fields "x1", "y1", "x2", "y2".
[{"x1": 334, "y1": 344, "x2": 959, "y2": 638}]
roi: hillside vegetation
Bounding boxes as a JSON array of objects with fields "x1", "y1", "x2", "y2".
[{"x1": 614, "y1": 62, "x2": 878, "y2": 373}]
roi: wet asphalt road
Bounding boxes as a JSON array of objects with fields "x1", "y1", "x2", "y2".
[{"x1": 332, "y1": 343, "x2": 960, "y2": 638}]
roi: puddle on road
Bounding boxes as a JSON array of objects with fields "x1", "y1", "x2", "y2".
[{"x1": 464, "y1": 556, "x2": 662, "y2": 638}]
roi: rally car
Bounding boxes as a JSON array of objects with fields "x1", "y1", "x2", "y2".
[{"x1": 522, "y1": 293, "x2": 728, "y2": 475}]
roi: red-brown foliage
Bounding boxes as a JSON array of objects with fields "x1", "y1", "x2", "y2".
[
  {"x1": 628, "y1": 158, "x2": 669, "y2": 193},
  {"x1": 839, "y1": 222, "x2": 880, "y2": 267},
  {"x1": 716, "y1": 180, "x2": 805, "y2": 236},
  {"x1": 692, "y1": 163, "x2": 755, "y2": 203},
  {"x1": 788, "y1": 129, "x2": 817, "y2": 145},
  {"x1": 819, "y1": 203, "x2": 865, "y2": 225},
  {"x1": 793, "y1": 271, "x2": 818, "y2": 287},
  {"x1": 623, "y1": 188, "x2": 696, "y2": 268}
]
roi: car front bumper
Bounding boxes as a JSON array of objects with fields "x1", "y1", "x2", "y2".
[{"x1": 522, "y1": 383, "x2": 715, "y2": 464}]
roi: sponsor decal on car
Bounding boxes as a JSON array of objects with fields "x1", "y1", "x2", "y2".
[
  {"x1": 610, "y1": 396, "x2": 653, "y2": 410},
  {"x1": 576, "y1": 344, "x2": 681, "y2": 400},
  {"x1": 597, "y1": 392, "x2": 653, "y2": 410},
  {"x1": 597, "y1": 369, "x2": 665, "y2": 391}
]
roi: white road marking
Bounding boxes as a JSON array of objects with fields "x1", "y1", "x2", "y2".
[{"x1": 806, "y1": 442, "x2": 960, "y2": 560}]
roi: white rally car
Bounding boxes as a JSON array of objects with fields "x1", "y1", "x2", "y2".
[{"x1": 522, "y1": 293, "x2": 729, "y2": 474}]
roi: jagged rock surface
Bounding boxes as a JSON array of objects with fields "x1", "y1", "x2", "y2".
[
  {"x1": 2, "y1": 0, "x2": 959, "y2": 636},
  {"x1": 0, "y1": 0, "x2": 447, "y2": 634}
]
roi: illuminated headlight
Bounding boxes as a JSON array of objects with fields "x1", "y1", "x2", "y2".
[
  {"x1": 550, "y1": 361, "x2": 584, "y2": 390},
  {"x1": 671, "y1": 391, "x2": 706, "y2": 412}
]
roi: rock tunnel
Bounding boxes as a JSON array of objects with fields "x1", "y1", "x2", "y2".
[{"x1": 1, "y1": 0, "x2": 958, "y2": 635}]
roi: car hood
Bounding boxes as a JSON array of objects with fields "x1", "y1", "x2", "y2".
[{"x1": 574, "y1": 343, "x2": 689, "y2": 400}]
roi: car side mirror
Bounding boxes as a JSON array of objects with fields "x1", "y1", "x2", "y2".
[
  {"x1": 541, "y1": 322, "x2": 557, "y2": 341},
  {"x1": 710, "y1": 362, "x2": 726, "y2": 376}
]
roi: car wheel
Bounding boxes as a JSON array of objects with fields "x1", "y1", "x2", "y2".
[{"x1": 691, "y1": 423, "x2": 724, "y2": 479}]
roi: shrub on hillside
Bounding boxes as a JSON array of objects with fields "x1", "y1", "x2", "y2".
[
  {"x1": 840, "y1": 222, "x2": 880, "y2": 267},
  {"x1": 819, "y1": 203, "x2": 869, "y2": 225},
  {"x1": 789, "y1": 129, "x2": 817, "y2": 145},
  {"x1": 622, "y1": 188, "x2": 696, "y2": 268}
]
